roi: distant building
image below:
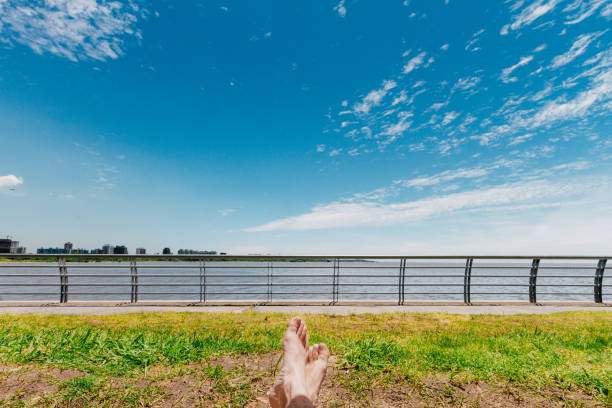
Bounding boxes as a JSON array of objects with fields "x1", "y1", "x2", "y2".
[
  {"x1": 64, "y1": 242, "x2": 73, "y2": 253},
  {"x1": 0, "y1": 239, "x2": 11, "y2": 254},
  {"x1": 102, "y1": 244, "x2": 113, "y2": 254},
  {"x1": 136, "y1": 248, "x2": 146, "y2": 255},
  {"x1": 91, "y1": 248, "x2": 104, "y2": 254},
  {"x1": 177, "y1": 249, "x2": 217, "y2": 255},
  {"x1": 37, "y1": 247, "x2": 70, "y2": 254},
  {"x1": 162, "y1": 247, "x2": 172, "y2": 255},
  {"x1": 113, "y1": 245, "x2": 128, "y2": 255},
  {"x1": 14, "y1": 246, "x2": 26, "y2": 254}
]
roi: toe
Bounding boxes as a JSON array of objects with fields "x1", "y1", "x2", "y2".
[
  {"x1": 311, "y1": 344, "x2": 319, "y2": 360},
  {"x1": 297, "y1": 322, "x2": 308, "y2": 349},
  {"x1": 317, "y1": 343, "x2": 330, "y2": 361},
  {"x1": 286, "y1": 317, "x2": 301, "y2": 334},
  {"x1": 307, "y1": 345, "x2": 315, "y2": 363}
]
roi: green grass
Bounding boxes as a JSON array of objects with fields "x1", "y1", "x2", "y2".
[{"x1": 0, "y1": 312, "x2": 610, "y2": 406}]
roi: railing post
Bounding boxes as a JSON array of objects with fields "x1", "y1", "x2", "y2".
[
  {"x1": 398, "y1": 258, "x2": 406, "y2": 305},
  {"x1": 463, "y1": 258, "x2": 473, "y2": 305},
  {"x1": 330, "y1": 258, "x2": 340, "y2": 305},
  {"x1": 58, "y1": 257, "x2": 68, "y2": 303},
  {"x1": 529, "y1": 258, "x2": 540, "y2": 304},
  {"x1": 130, "y1": 258, "x2": 138, "y2": 303},
  {"x1": 267, "y1": 262, "x2": 273, "y2": 303},
  {"x1": 199, "y1": 258, "x2": 206, "y2": 303},
  {"x1": 594, "y1": 259, "x2": 607, "y2": 304}
]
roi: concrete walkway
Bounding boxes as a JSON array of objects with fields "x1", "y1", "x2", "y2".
[{"x1": 0, "y1": 301, "x2": 609, "y2": 315}]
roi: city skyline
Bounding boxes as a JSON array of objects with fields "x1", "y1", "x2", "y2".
[{"x1": 1, "y1": 1, "x2": 612, "y2": 254}]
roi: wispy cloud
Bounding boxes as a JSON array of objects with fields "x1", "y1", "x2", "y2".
[
  {"x1": 563, "y1": 0, "x2": 608, "y2": 25},
  {"x1": 501, "y1": 0, "x2": 561, "y2": 35},
  {"x1": 218, "y1": 208, "x2": 236, "y2": 216},
  {"x1": 451, "y1": 76, "x2": 481, "y2": 92},
  {"x1": 74, "y1": 142, "x2": 100, "y2": 156},
  {"x1": 246, "y1": 177, "x2": 603, "y2": 231},
  {"x1": 524, "y1": 69, "x2": 612, "y2": 128},
  {"x1": 394, "y1": 167, "x2": 489, "y2": 189},
  {"x1": 353, "y1": 80, "x2": 396, "y2": 115},
  {"x1": 500, "y1": 55, "x2": 534, "y2": 83},
  {"x1": 0, "y1": 0, "x2": 145, "y2": 62},
  {"x1": 333, "y1": 0, "x2": 346, "y2": 18},
  {"x1": 403, "y1": 51, "x2": 427, "y2": 74},
  {"x1": 508, "y1": 133, "x2": 535, "y2": 145},
  {"x1": 551, "y1": 31, "x2": 606, "y2": 69},
  {"x1": 441, "y1": 111, "x2": 460, "y2": 126},
  {"x1": 465, "y1": 29, "x2": 484, "y2": 52}
]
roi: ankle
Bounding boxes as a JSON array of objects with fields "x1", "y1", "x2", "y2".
[
  {"x1": 283, "y1": 378, "x2": 309, "y2": 407},
  {"x1": 287, "y1": 395, "x2": 314, "y2": 408}
]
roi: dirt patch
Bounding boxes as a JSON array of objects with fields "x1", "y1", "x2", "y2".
[
  {"x1": 0, "y1": 364, "x2": 82, "y2": 405},
  {"x1": 0, "y1": 358, "x2": 604, "y2": 407},
  {"x1": 368, "y1": 375, "x2": 605, "y2": 408},
  {"x1": 140, "y1": 354, "x2": 605, "y2": 408}
]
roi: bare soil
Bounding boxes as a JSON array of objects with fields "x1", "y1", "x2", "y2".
[{"x1": 0, "y1": 356, "x2": 605, "y2": 407}]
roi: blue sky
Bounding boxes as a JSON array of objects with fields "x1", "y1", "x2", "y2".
[{"x1": 1, "y1": 0, "x2": 611, "y2": 254}]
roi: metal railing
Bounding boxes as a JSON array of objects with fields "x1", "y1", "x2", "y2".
[{"x1": 0, "y1": 254, "x2": 609, "y2": 304}]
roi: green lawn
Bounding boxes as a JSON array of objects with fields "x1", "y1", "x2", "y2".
[{"x1": 0, "y1": 311, "x2": 610, "y2": 407}]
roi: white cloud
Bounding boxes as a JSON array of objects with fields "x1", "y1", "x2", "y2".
[
  {"x1": 60, "y1": 193, "x2": 74, "y2": 199},
  {"x1": 403, "y1": 51, "x2": 427, "y2": 74},
  {"x1": 465, "y1": 29, "x2": 485, "y2": 52},
  {"x1": 501, "y1": 0, "x2": 561, "y2": 35},
  {"x1": 508, "y1": 133, "x2": 534, "y2": 145},
  {"x1": 452, "y1": 76, "x2": 481, "y2": 92},
  {"x1": 440, "y1": 43, "x2": 449, "y2": 51},
  {"x1": 329, "y1": 148, "x2": 342, "y2": 157},
  {"x1": 429, "y1": 101, "x2": 449, "y2": 111},
  {"x1": 441, "y1": 111, "x2": 460, "y2": 125},
  {"x1": 534, "y1": 43, "x2": 547, "y2": 52},
  {"x1": 564, "y1": 0, "x2": 608, "y2": 24},
  {"x1": 380, "y1": 112, "x2": 412, "y2": 137},
  {"x1": 391, "y1": 90, "x2": 407, "y2": 106},
  {"x1": 0, "y1": 174, "x2": 23, "y2": 189},
  {"x1": 333, "y1": 0, "x2": 346, "y2": 18},
  {"x1": 551, "y1": 31, "x2": 605, "y2": 69},
  {"x1": 316, "y1": 144, "x2": 326, "y2": 152},
  {"x1": 395, "y1": 167, "x2": 489, "y2": 189},
  {"x1": 500, "y1": 55, "x2": 534, "y2": 83},
  {"x1": 531, "y1": 84, "x2": 553, "y2": 100},
  {"x1": 526, "y1": 69, "x2": 612, "y2": 127},
  {"x1": 0, "y1": 0, "x2": 144, "y2": 62},
  {"x1": 218, "y1": 208, "x2": 236, "y2": 216},
  {"x1": 245, "y1": 178, "x2": 601, "y2": 231},
  {"x1": 353, "y1": 80, "x2": 396, "y2": 115}
]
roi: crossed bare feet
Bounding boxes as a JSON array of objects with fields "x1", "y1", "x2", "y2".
[{"x1": 268, "y1": 317, "x2": 330, "y2": 408}]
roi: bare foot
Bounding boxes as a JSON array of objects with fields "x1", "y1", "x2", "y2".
[
  {"x1": 269, "y1": 318, "x2": 309, "y2": 408},
  {"x1": 305, "y1": 343, "x2": 330, "y2": 405}
]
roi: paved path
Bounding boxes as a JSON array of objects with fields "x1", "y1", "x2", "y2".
[{"x1": 0, "y1": 302, "x2": 609, "y2": 315}]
